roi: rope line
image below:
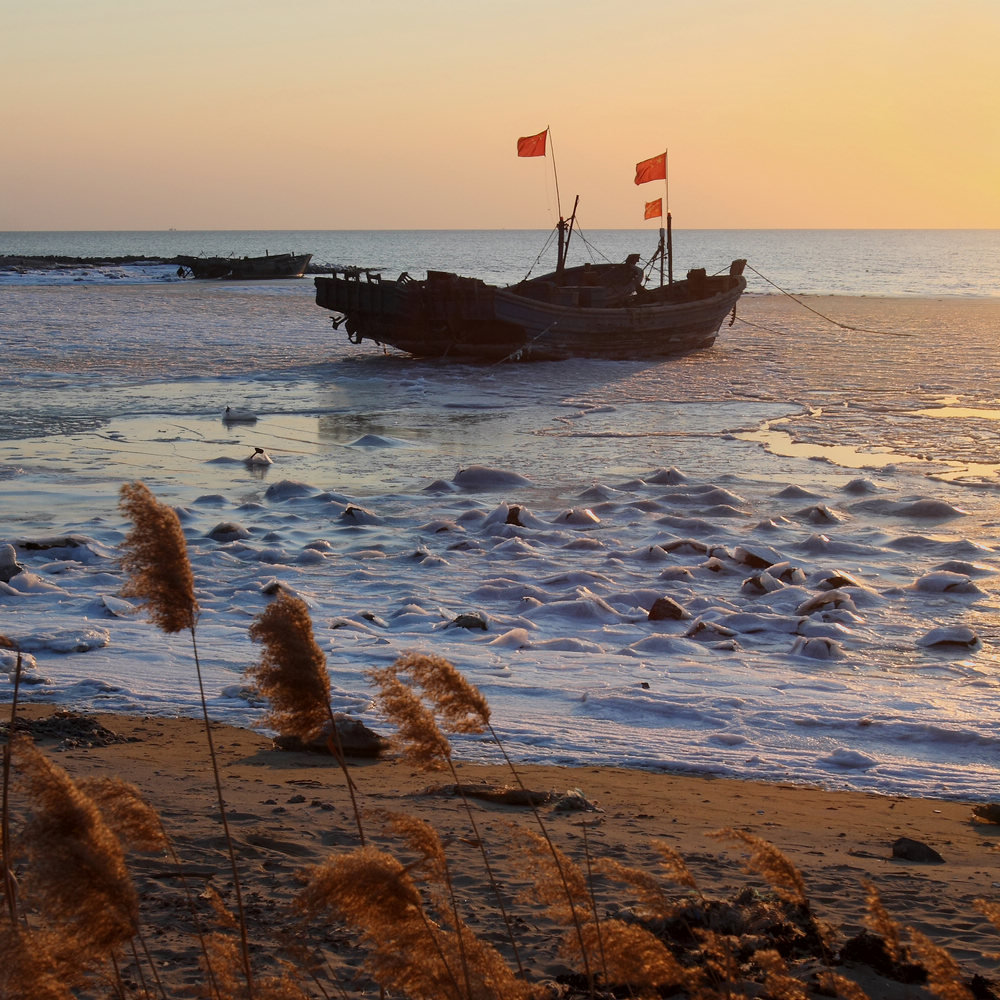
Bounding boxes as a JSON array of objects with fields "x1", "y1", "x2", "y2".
[
  {"x1": 745, "y1": 263, "x2": 912, "y2": 338},
  {"x1": 490, "y1": 320, "x2": 560, "y2": 366}
]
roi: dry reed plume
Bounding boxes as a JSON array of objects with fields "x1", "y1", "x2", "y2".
[
  {"x1": 377, "y1": 652, "x2": 600, "y2": 985},
  {"x1": 514, "y1": 826, "x2": 592, "y2": 927},
  {"x1": 652, "y1": 839, "x2": 703, "y2": 896},
  {"x1": 367, "y1": 656, "x2": 527, "y2": 977},
  {"x1": 713, "y1": 827, "x2": 808, "y2": 907},
  {"x1": 0, "y1": 932, "x2": 77, "y2": 1000},
  {"x1": 393, "y1": 649, "x2": 492, "y2": 732},
  {"x1": 75, "y1": 776, "x2": 170, "y2": 855},
  {"x1": 247, "y1": 591, "x2": 334, "y2": 743},
  {"x1": 862, "y1": 878, "x2": 904, "y2": 962},
  {"x1": 247, "y1": 590, "x2": 366, "y2": 842},
  {"x1": 906, "y1": 928, "x2": 977, "y2": 1000},
  {"x1": 753, "y1": 947, "x2": 811, "y2": 1000},
  {"x1": 299, "y1": 844, "x2": 536, "y2": 1000},
  {"x1": 6, "y1": 734, "x2": 138, "y2": 989},
  {"x1": 119, "y1": 481, "x2": 198, "y2": 633},
  {"x1": 597, "y1": 852, "x2": 693, "y2": 918},
  {"x1": 368, "y1": 664, "x2": 453, "y2": 769}
]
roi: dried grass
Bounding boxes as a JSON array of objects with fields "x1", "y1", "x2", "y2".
[
  {"x1": 5, "y1": 714, "x2": 998, "y2": 1000},
  {"x1": 118, "y1": 481, "x2": 198, "y2": 634},
  {"x1": 249, "y1": 590, "x2": 366, "y2": 845},
  {"x1": 76, "y1": 776, "x2": 169, "y2": 854},
  {"x1": 0, "y1": 927, "x2": 78, "y2": 1000},
  {"x1": 368, "y1": 665, "x2": 453, "y2": 769},
  {"x1": 753, "y1": 947, "x2": 811, "y2": 1000},
  {"x1": 247, "y1": 591, "x2": 332, "y2": 744},
  {"x1": 119, "y1": 481, "x2": 254, "y2": 993},
  {"x1": 906, "y1": 928, "x2": 977, "y2": 1000},
  {"x1": 862, "y1": 878, "x2": 903, "y2": 962},
  {"x1": 712, "y1": 827, "x2": 808, "y2": 906},
  {"x1": 392, "y1": 650, "x2": 492, "y2": 733},
  {"x1": 8, "y1": 734, "x2": 138, "y2": 983},
  {"x1": 573, "y1": 918, "x2": 686, "y2": 997}
]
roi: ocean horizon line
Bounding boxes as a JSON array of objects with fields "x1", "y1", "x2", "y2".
[{"x1": 3, "y1": 226, "x2": 1000, "y2": 235}]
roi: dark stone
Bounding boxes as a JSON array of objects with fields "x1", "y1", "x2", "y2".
[
  {"x1": 505, "y1": 505, "x2": 524, "y2": 526},
  {"x1": 206, "y1": 521, "x2": 251, "y2": 542},
  {"x1": 272, "y1": 714, "x2": 390, "y2": 758},
  {"x1": 0, "y1": 710, "x2": 133, "y2": 750},
  {"x1": 891, "y1": 836, "x2": 944, "y2": 863},
  {"x1": 0, "y1": 544, "x2": 25, "y2": 583},
  {"x1": 973, "y1": 803, "x2": 1000, "y2": 824},
  {"x1": 840, "y1": 930, "x2": 927, "y2": 983},
  {"x1": 684, "y1": 619, "x2": 737, "y2": 639},
  {"x1": 817, "y1": 572, "x2": 864, "y2": 590},
  {"x1": 16, "y1": 534, "x2": 88, "y2": 551},
  {"x1": 732, "y1": 545, "x2": 775, "y2": 569},
  {"x1": 449, "y1": 613, "x2": 489, "y2": 631},
  {"x1": 648, "y1": 596, "x2": 690, "y2": 621}
]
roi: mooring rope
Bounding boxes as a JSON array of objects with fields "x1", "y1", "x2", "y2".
[
  {"x1": 743, "y1": 263, "x2": 912, "y2": 337},
  {"x1": 491, "y1": 320, "x2": 561, "y2": 365}
]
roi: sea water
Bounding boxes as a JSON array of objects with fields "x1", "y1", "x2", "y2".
[
  {"x1": 3, "y1": 228, "x2": 999, "y2": 297},
  {"x1": 2, "y1": 230, "x2": 999, "y2": 800}
]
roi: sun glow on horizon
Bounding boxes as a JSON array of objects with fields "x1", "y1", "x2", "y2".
[{"x1": 2, "y1": 0, "x2": 998, "y2": 231}]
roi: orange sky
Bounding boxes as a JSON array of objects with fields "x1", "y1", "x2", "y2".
[{"x1": 3, "y1": 0, "x2": 998, "y2": 230}]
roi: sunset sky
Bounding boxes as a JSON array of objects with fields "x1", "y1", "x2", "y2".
[{"x1": 3, "y1": 0, "x2": 998, "y2": 231}]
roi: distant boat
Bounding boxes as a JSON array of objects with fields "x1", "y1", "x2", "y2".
[{"x1": 177, "y1": 252, "x2": 312, "y2": 280}]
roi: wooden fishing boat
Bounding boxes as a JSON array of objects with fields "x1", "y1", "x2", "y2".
[
  {"x1": 315, "y1": 136, "x2": 747, "y2": 361},
  {"x1": 177, "y1": 252, "x2": 312, "y2": 280},
  {"x1": 315, "y1": 255, "x2": 746, "y2": 361}
]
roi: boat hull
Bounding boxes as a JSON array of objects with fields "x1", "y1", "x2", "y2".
[
  {"x1": 314, "y1": 260, "x2": 746, "y2": 362},
  {"x1": 178, "y1": 252, "x2": 312, "y2": 280}
]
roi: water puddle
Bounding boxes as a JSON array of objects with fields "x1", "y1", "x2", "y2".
[
  {"x1": 739, "y1": 423, "x2": 1000, "y2": 484},
  {"x1": 911, "y1": 405, "x2": 1000, "y2": 421},
  {"x1": 734, "y1": 427, "x2": 920, "y2": 470}
]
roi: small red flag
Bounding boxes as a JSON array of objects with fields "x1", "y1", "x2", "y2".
[
  {"x1": 634, "y1": 152, "x2": 666, "y2": 185},
  {"x1": 643, "y1": 198, "x2": 663, "y2": 220},
  {"x1": 517, "y1": 130, "x2": 547, "y2": 157}
]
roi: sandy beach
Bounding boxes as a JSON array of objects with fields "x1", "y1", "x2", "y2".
[{"x1": 4, "y1": 701, "x2": 998, "y2": 998}]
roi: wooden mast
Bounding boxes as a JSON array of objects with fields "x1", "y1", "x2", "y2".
[{"x1": 557, "y1": 195, "x2": 579, "y2": 274}]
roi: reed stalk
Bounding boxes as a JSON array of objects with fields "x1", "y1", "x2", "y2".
[
  {"x1": 1, "y1": 634, "x2": 22, "y2": 926},
  {"x1": 369, "y1": 652, "x2": 596, "y2": 991},
  {"x1": 119, "y1": 480, "x2": 254, "y2": 996},
  {"x1": 367, "y1": 662, "x2": 529, "y2": 979}
]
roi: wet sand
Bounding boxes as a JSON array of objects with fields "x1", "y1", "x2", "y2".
[{"x1": 4, "y1": 702, "x2": 998, "y2": 998}]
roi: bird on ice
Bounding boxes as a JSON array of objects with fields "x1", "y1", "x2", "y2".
[{"x1": 223, "y1": 406, "x2": 257, "y2": 423}]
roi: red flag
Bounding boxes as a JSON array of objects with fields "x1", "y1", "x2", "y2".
[
  {"x1": 517, "y1": 130, "x2": 547, "y2": 157},
  {"x1": 643, "y1": 198, "x2": 663, "y2": 220},
  {"x1": 634, "y1": 152, "x2": 666, "y2": 185}
]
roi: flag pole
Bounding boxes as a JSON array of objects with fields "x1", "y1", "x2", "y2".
[
  {"x1": 664, "y1": 149, "x2": 672, "y2": 285},
  {"x1": 549, "y1": 127, "x2": 575, "y2": 274},
  {"x1": 547, "y1": 126, "x2": 562, "y2": 222}
]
